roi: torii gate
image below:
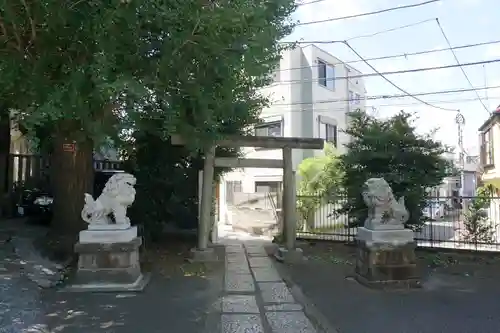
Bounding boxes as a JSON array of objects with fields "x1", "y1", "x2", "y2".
[{"x1": 171, "y1": 135, "x2": 324, "y2": 262}]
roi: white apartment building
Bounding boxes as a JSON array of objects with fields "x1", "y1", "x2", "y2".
[{"x1": 223, "y1": 44, "x2": 366, "y2": 194}]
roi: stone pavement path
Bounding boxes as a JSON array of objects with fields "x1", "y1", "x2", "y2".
[{"x1": 221, "y1": 241, "x2": 317, "y2": 333}]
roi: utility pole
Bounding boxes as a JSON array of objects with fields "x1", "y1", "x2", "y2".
[
  {"x1": 455, "y1": 112, "x2": 466, "y2": 209},
  {"x1": 483, "y1": 64, "x2": 490, "y2": 110}
]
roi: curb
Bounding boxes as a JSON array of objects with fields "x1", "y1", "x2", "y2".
[{"x1": 272, "y1": 258, "x2": 341, "y2": 333}]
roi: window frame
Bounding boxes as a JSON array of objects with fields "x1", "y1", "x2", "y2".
[
  {"x1": 255, "y1": 120, "x2": 283, "y2": 137},
  {"x1": 317, "y1": 59, "x2": 335, "y2": 91},
  {"x1": 482, "y1": 128, "x2": 494, "y2": 167},
  {"x1": 354, "y1": 93, "x2": 361, "y2": 105},
  {"x1": 325, "y1": 123, "x2": 338, "y2": 148}
]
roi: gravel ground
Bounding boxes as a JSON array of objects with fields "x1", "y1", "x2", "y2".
[
  {"x1": 0, "y1": 227, "x2": 225, "y2": 333},
  {"x1": 274, "y1": 241, "x2": 500, "y2": 333}
]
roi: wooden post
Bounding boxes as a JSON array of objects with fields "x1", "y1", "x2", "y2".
[
  {"x1": 198, "y1": 146, "x2": 216, "y2": 250},
  {"x1": 291, "y1": 171, "x2": 298, "y2": 243},
  {"x1": 282, "y1": 147, "x2": 295, "y2": 250}
]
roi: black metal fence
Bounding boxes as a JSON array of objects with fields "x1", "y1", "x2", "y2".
[
  {"x1": 296, "y1": 194, "x2": 500, "y2": 253},
  {"x1": 1, "y1": 154, "x2": 124, "y2": 217}
]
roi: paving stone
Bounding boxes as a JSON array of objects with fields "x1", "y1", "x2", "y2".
[
  {"x1": 225, "y1": 273, "x2": 255, "y2": 292},
  {"x1": 222, "y1": 314, "x2": 264, "y2": 333},
  {"x1": 265, "y1": 311, "x2": 317, "y2": 333},
  {"x1": 226, "y1": 246, "x2": 244, "y2": 254},
  {"x1": 265, "y1": 303, "x2": 303, "y2": 311},
  {"x1": 248, "y1": 257, "x2": 274, "y2": 268},
  {"x1": 259, "y1": 282, "x2": 295, "y2": 304},
  {"x1": 226, "y1": 254, "x2": 248, "y2": 263},
  {"x1": 226, "y1": 262, "x2": 251, "y2": 274},
  {"x1": 223, "y1": 295, "x2": 259, "y2": 313},
  {"x1": 245, "y1": 246, "x2": 268, "y2": 257},
  {"x1": 251, "y1": 267, "x2": 282, "y2": 282}
]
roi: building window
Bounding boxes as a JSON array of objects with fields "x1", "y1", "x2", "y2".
[
  {"x1": 354, "y1": 93, "x2": 361, "y2": 104},
  {"x1": 325, "y1": 124, "x2": 338, "y2": 147},
  {"x1": 482, "y1": 129, "x2": 494, "y2": 166},
  {"x1": 349, "y1": 91, "x2": 361, "y2": 105},
  {"x1": 255, "y1": 121, "x2": 282, "y2": 137},
  {"x1": 318, "y1": 59, "x2": 335, "y2": 90}
]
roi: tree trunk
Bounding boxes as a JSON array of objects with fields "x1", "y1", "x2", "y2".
[
  {"x1": 0, "y1": 111, "x2": 11, "y2": 217},
  {"x1": 50, "y1": 130, "x2": 94, "y2": 236}
]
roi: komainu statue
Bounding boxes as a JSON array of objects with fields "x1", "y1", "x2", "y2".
[
  {"x1": 361, "y1": 178, "x2": 409, "y2": 229},
  {"x1": 81, "y1": 173, "x2": 136, "y2": 227}
]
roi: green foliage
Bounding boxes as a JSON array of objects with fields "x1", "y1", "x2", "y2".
[
  {"x1": 122, "y1": 132, "x2": 202, "y2": 241},
  {"x1": 123, "y1": 120, "x2": 244, "y2": 241},
  {"x1": 339, "y1": 110, "x2": 452, "y2": 228},
  {"x1": 0, "y1": 0, "x2": 297, "y2": 232},
  {"x1": 461, "y1": 185, "x2": 497, "y2": 244},
  {"x1": 0, "y1": 0, "x2": 297, "y2": 151},
  {"x1": 296, "y1": 144, "x2": 342, "y2": 230}
]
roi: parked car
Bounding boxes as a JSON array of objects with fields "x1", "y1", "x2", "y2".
[
  {"x1": 422, "y1": 200, "x2": 445, "y2": 220},
  {"x1": 16, "y1": 169, "x2": 124, "y2": 224},
  {"x1": 16, "y1": 187, "x2": 53, "y2": 224}
]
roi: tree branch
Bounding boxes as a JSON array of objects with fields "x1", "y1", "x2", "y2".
[
  {"x1": 171, "y1": 17, "x2": 201, "y2": 57},
  {"x1": 19, "y1": 0, "x2": 36, "y2": 46}
]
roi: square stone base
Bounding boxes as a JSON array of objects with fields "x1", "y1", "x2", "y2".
[
  {"x1": 189, "y1": 247, "x2": 218, "y2": 262},
  {"x1": 64, "y1": 237, "x2": 150, "y2": 292},
  {"x1": 274, "y1": 247, "x2": 304, "y2": 263},
  {"x1": 79, "y1": 226, "x2": 137, "y2": 244},
  {"x1": 355, "y1": 229, "x2": 420, "y2": 289}
]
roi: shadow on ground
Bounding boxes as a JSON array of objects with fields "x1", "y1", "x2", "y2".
[
  {"x1": 274, "y1": 241, "x2": 500, "y2": 333},
  {"x1": 1, "y1": 228, "x2": 225, "y2": 333}
]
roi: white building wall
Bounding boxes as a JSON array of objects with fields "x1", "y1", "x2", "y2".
[
  {"x1": 300, "y1": 45, "x2": 366, "y2": 157},
  {"x1": 223, "y1": 45, "x2": 366, "y2": 193}
]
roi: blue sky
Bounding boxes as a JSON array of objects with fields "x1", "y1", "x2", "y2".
[{"x1": 287, "y1": 0, "x2": 500, "y2": 154}]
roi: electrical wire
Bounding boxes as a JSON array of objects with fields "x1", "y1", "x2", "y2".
[
  {"x1": 267, "y1": 84, "x2": 500, "y2": 106},
  {"x1": 340, "y1": 41, "x2": 456, "y2": 111},
  {"x1": 274, "y1": 58, "x2": 500, "y2": 84},
  {"x1": 283, "y1": 18, "x2": 435, "y2": 45},
  {"x1": 347, "y1": 18, "x2": 436, "y2": 42},
  {"x1": 276, "y1": 38, "x2": 500, "y2": 72},
  {"x1": 435, "y1": 18, "x2": 491, "y2": 115},
  {"x1": 295, "y1": 0, "x2": 440, "y2": 26},
  {"x1": 296, "y1": 0, "x2": 328, "y2": 6},
  {"x1": 266, "y1": 96, "x2": 500, "y2": 112}
]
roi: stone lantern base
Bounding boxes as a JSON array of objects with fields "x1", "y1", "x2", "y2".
[
  {"x1": 63, "y1": 226, "x2": 150, "y2": 292},
  {"x1": 355, "y1": 227, "x2": 420, "y2": 289}
]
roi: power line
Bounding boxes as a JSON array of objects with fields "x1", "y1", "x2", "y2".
[
  {"x1": 276, "y1": 38, "x2": 500, "y2": 72},
  {"x1": 284, "y1": 18, "x2": 435, "y2": 45},
  {"x1": 275, "y1": 58, "x2": 500, "y2": 84},
  {"x1": 268, "y1": 84, "x2": 500, "y2": 106},
  {"x1": 435, "y1": 18, "x2": 491, "y2": 115},
  {"x1": 295, "y1": 0, "x2": 440, "y2": 26},
  {"x1": 347, "y1": 18, "x2": 435, "y2": 42},
  {"x1": 296, "y1": 0, "x2": 328, "y2": 6},
  {"x1": 371, "y1": 96, "x2": 500, "y2": 108},
  {"x1": 268, "y1": 96, "x2": 500, "y2": 111}
]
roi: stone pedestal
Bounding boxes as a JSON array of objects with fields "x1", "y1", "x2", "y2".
[
  {"x1": 64, "y1": 226, "x2": 150, "y2": 292},
  {"x1": 189, "y1": 247, "x2": 218, "y2": 262},
  {"x1": 355, "y1": 227, "x2": 420, "y2": 289}
]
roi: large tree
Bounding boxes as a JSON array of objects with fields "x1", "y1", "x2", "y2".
[
  {"x1": 0, "y1": 107, "x2": 10, "y2": 217},
  {"x1": 338, "y1": 110, "x2": 453, "y2": 228},
  {"x1": 0, "y1": 0, "x2": 296, "y2": 234}
]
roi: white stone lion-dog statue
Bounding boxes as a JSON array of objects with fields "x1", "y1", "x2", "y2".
[
  {"x1": 361, "y1": 177, "x2": 409, "y2": 229},
  {"x1": 81, "y1": 172, "x2": 137, "y2": 227}
]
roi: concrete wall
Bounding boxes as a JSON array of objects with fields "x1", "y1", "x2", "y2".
[{"x1": 225, "y1": 45, "x2": 366, "y2": 193}]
